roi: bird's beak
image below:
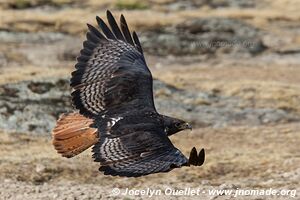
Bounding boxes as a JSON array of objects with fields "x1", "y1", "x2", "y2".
[{"x1": 184, "y1": 123, "x2": 192, "y2": 130}]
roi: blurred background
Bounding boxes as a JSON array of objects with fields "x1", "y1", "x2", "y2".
[{"x1": 0, "y1": 0, "x2": 299, "y2": 199}]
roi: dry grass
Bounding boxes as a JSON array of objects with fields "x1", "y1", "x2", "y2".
[
  {"x1": 0, "y1": 66, "x2": 71, "y2": 85},
  {"x1": 1, "y1": 0, "x2": 299, "y2": 35}
]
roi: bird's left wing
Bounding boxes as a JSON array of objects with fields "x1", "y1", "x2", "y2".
[{"x1": 92, "y1": 121, "x2": 189, "y2": 177}]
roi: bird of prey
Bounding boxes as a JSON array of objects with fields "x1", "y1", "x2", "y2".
[{"x1": 52, "y1": 10, "x2": 205, "y2": 177}]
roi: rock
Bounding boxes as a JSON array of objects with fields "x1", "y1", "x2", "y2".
[
  {"x1": 0, "y1": 78, "x2": 72, "y2": 134},
  {"x1": 0, "y1": 52, "x2": 7, "y2": 68},
  {"x1": 142, "y1": 17, "x2": 266, "y2": 56},
  {"x1": 35, "y1": 164, "x2": 46, "y2": 173},
  {"x1": 163, "y1": 0, "x2": 257, "y2": 11},
  {"x1": 206, "y1": 0, "x2": 257, "y2": 8},
  {"x1": 0, "y1": 31, "x2": 81, "y2": 67},
  {"x1": 0, "y1": 78, "x2": 299, "y2": 135}
]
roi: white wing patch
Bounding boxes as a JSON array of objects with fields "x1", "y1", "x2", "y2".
[{"x1": 107, "y1": 117, "x2": 123, "y2": 127}]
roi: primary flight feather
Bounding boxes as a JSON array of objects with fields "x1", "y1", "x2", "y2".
[{"x1": 52, "y1": 10, "x2": 205, "y2": 177}]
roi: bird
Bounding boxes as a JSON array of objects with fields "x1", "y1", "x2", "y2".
[{"x1": 52, "y1": 10, "x2": 205, "y2": 177}]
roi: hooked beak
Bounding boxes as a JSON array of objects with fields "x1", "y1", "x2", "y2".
[{"x1": 183, "y1": 123, "x2": 192, "y2": 130}]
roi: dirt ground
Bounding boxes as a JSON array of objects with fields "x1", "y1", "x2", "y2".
[
  {"x1": 0, "y1": 123, "x2": 299, "y2": 199},
  {"x1": 0, "y1": 0, "x2": 300, "y2": 199}
]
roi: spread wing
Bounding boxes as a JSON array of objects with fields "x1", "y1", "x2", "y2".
[
  {"x1": 71, "y1": 10, "x2": 155, "y2": 117},
  {"x1": 92, "y1": 118, "x2": 189, "y2": 177}
]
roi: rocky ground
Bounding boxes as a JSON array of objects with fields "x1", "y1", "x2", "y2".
[{"x1": 0, "y1": 0, "x2": 300, "y2": 199}]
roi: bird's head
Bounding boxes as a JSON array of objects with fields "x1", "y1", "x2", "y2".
[{"x1": 162, "y1": 116, "x2": 192, "y2": 136}]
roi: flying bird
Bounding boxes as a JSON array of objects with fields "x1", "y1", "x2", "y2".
[{"x1": 52, "y1": 10, "x2": 205, "y2": 177}]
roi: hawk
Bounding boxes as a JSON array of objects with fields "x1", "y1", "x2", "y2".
[{"x1": 52, "y1": 10, "x2": 205, "y2": 177}]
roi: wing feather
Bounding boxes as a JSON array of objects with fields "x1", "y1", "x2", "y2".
[
  {"x1": 71, "y1": 11, "x2": 153, "y2": 117},
  {"x1": 132, "y1": 31, "x2": 143, "y2": 54},
  {"x1": 120, "y1": 14, "x2": 134, "y2": 46},
  {"x1": 87, "y1": 23, "x2": 106, "y2": 40},
  {"x1": 93, "y1": 118, "x2": 188, "y2": 177},
  {"x1": 107, "y1": 10, "x2": 125, "y2": 41},
  {"x1": 96, "y1": 16, "x2": 116, "y2": 39}
]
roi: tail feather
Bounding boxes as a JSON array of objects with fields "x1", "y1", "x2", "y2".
[{"x1": 52, "y1": 113, "x2": 98, "y2": 158}]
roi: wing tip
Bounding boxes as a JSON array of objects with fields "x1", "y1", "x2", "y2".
[
  {"x1": 95, "y1": 15, "x2": 101, "y2": 23},
  {"x1": 89, "y1": 11, "x2": 143, "y2": 54},
  {"x1": 188, "y1": 147, "x2": 205, "y2": 166},
  {"x1": 106, "y1": 10, "x2": 112, "y2": 17}
]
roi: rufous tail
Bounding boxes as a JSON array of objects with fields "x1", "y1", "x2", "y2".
[{"x1": 52, "y1": 113, "x2": 98, "y2": 158}]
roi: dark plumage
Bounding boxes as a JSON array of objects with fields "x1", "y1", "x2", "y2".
[{"x1": 52, "y1": 10, "x2": 205, "y2": 177}]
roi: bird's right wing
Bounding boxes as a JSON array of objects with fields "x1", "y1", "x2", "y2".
[{"x1": 71, "y1": 11, "x2": 155, "y2": 118}]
